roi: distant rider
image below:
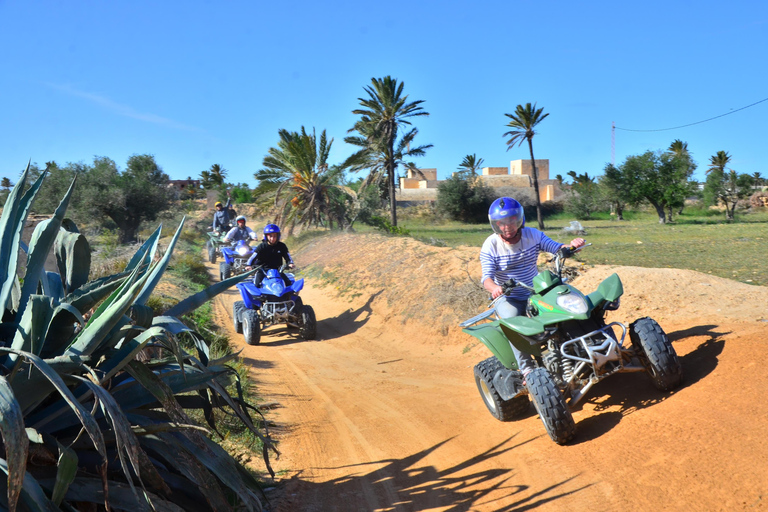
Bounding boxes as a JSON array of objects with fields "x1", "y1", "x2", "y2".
[
  {"x1": 246, "y1": 224, "x2": 295, "y2": 286},
  {"x1": 223, "y1": 215, "x2": 258, "y2": 244},
  {"x1": 212, "y1": 193, "x2": 233, "y2": 234},
  {"x1": 480, "y1": 197, "x2": 585, "y2": 380}
]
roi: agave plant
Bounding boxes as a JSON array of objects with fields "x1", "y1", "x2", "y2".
[{"x1": 0, "y1": 163, "x2": 275, "y2": 511}]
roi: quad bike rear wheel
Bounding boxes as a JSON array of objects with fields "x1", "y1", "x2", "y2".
[
  {"x1": 474, "y1": 357, "x2": 529, "y2": 421},
  {"x1": 630, "y1": 317, "x2": 683, "y2": 391},
  {"x1": 527, "y1": 367, "x2": 577, "y2": 445},
  {"x1": 233, "y1": 301, "x2": 245, "y2": 334},
  {"x1": 243, "y1": 309, "x2": 261, "y2": 345},
  {"x1": 299, "y1": 305, "x2": 316, "y2": 340}
]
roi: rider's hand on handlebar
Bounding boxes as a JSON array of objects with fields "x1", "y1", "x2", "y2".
[
  {"x1": 287, "y1": 263, "x2": 295, "y2": 270},
  {"x1": 489, "y1": 283, "x2": 504, "y2": 299},
  {"x1": 569, "y1": 238, "x2": 586, "y2": 249}
]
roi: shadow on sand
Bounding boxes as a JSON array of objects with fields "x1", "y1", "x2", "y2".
[
  {"x1": 315, "y1": 290, "x2": 383, "y2": 341},
  {"x1": 271, "y1": 436, "x2": 593, "y2": 512},
  {"x1": 572, "y1": 323, "x2": 727, "y2": 442}
]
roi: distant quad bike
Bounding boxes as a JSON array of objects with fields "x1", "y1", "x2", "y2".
[
  {"x1": 219, "y1": 240, "x2": 254, "y2": 281},
  {"x1": 460, "y1": 244, "x2": 683, "y2": 445},
  {"x1": 233, "y1": 265, "x2": 316, "y2": 345},
  {"x1": 205, "y1": 231, "x2": 227, "y2": 264}
]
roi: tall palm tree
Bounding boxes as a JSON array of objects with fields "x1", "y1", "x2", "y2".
[
  {"x1": 346, "y1": 76, "x2": 431, "y2": 227},
  {"x1": 503, "y1": 103, "x2": 549, "y2": 230},
  {"x1": 457, "y1": 154, "x2": 485, "y2": 177},
  {"x1": 256, "y1": 127, "x2": 353, "y2": 230},
  {"x1": 708, "y1": 150, "x2": 732, "y2": 174}
]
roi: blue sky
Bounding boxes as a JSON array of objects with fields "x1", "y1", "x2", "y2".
[{"x1": 1, "y1": 0, "x2": 766, "y2": 186}]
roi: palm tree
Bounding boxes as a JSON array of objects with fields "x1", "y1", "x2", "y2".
[
  {"x1": 708, "y1": 151, "x2": 732, "y2": 174},
  {"x1": 668, "y1": 139, "x2": 689, "y2": 158},
  {"x1": 752, "y1": 171, "x2": 764, "y2": 189},
  {"x1": 457, "y1": 154, "x2": 485, "y2": 177},
  {"x1": 256, "y1": 127, "x2": 353, "y2": 230},
  {"x1": 503, "y1": 103, "x2": 549, "y2": 230},
  {"x1": 346, "y1": 76, "x2": 431, "y2": 227}
]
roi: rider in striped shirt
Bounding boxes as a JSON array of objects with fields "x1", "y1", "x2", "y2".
[{"x1": 480, "y1": 197, "x2": 585, "y2": 376}]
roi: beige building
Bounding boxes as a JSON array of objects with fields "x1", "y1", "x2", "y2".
[{"x1": 397, "y1": 160, "x2": 562, "y2": 202}]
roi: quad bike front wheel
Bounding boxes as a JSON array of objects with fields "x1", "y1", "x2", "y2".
[
  {"x1": 219, "y1": 262, "x2": 232, "y2": 281},
  {"x1": 299, "y1": 305, "x2": 317, "y2": 340},
  {"x1": 243, "y1": 309, "x2": 261, "y2": 345},
  {"x1": 630, "y1": 317, "x2": 683, "y2": 391},
  {"x1": 527, "y1": 367, "x2": 576, "y2": 445},
  {"x1": 233, "y1": 301, "x2": 245, "y2": 334},
  {"x1": 206, "y1": 240, "x2": 217, "y2": 264},
  {"x1": 474, "y1": 357, "x2": 529, "y2": 421}
]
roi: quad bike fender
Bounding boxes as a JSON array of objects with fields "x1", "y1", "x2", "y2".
[
  {"x1": 499, "y1": 316, "x2": 545, "y2": 358},
  {"x1": 289, "y1": 277, "x2": 305, "y2": 293},
  {"x1": 236, "y1": 282, "x2": 262, "y2": 310},
  {"x1": 463, "y1": 322, "x2": 519, "y2": 370},
  {"x1": 586, "y1": 273, "x2": 623, "y2": 307}
]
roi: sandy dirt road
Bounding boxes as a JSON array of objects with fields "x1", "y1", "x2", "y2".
[{"x1": 206, "y1": 233, "x2": 768, "y2": 512}]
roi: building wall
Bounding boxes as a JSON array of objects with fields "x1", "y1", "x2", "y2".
[
  {"x1": 482, "y1": 167, "x2": 509, "y2": 176},
  {"x1": 407, "y1": 168, "x2": 437, "y2": 180},
  {"x1": 510, "y1": 159, "x2": 550, "y2": 180}
]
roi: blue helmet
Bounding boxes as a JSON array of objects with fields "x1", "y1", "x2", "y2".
[
  {"x1": 488, "y1": 197, "x2": 525, "y2": 236},
  {"x1": 263, "y1": 223, "x2": 281, "y2": 241}
]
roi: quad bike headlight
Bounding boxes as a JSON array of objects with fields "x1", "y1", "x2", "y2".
[
  {"x1": 236, "y1": 246, "x2": 250, "y2": 256},
  {"x1": 556, "y1": 293, "x2": 588, "y2": 314}
]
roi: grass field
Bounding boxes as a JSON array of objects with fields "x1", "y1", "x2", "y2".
[{"x1": 368, "y1": 207, "x2": 768, "y2": 287}]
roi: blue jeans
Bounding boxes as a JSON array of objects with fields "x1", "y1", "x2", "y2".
[{"x1": 495, "y1": 297, "x2": 534, "y2": 372}]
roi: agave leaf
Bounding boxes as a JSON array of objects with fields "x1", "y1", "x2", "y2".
[
  {"x1": 17, "y1": 177, "x2": 77, "y2": 323},
  {"x1": 0, "y1": 164, "x2": 46, "y2": 321},
  {"x1": 134, "y1": 218, "x2": 185, "y2": 307},
  {"x1": 66, "y1": 257, "x2": 154, "y2": 357},
  {"x1": 28, "y1": 327, "x2": 165, "y2": 431},
  {"x1": 0, "y1": 349, "x2": 108, "y2": 473},
  {"x1": 158, "y1": 432, "x2": 265, "y2": 512},
  {"x1": 41, "y1": 271, "x2": 65, "y2": 300},
  {"x1": 0, "y1": 460, "x2": 59, "y2": 512},
  {"x1": 152, "y1": 317, "x2": 210, "y2": 366},
  {"x1": 64, "y1": 271, "x2": 128, "y2": 314},
  {"x1": 41, "y1": 477, "x2": 185, "y2": 512},
  {"x1": 75, "y1": 377, "x2": 167, "y2": 511},
  {"x1": 0, "y1": 375, "x2": 28, "y2": 512},
  {"x1": 54, "y1": 230, "x2": 91, "y2": 295},
  {"x1": 40, "y1": 303, "x2": 85, "y2": 359},
  {"x1": 8, "y1": 296, "x2": 55, "y2": 364},
  {"x1": 124, "y1": 224, "x2": 163, "y2": 273},
  {"x1": 139, "y1": 434, "x2": 233, "y2": 512},
  {"x1": 115, "y1": 362, "x2": 224, "y2": 414},
  {"x1": 77, "y1": 248, "x2": 147, "y2": 333},
  {"x1": 164, "y1": 268, "x2": 257, "y2": 318},
  {"x1": 51, "y1": 442, "x2": 77, "y2": 506}
]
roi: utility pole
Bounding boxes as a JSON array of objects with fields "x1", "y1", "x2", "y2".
[{"x1": 611, "y1": 121, "x2": 615, "y2": 166}]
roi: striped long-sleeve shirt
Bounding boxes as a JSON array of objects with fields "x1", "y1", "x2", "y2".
[{"x1": 480, "y1": 228, "x2": 563, "y2": 301}]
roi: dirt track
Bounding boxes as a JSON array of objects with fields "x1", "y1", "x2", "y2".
[{"x1": 208, "y1": 233, "x2": 768, "y2": 511}]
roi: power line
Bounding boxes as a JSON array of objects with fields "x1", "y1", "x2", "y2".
[{"x1": 615, "y1": 95, "x2": 768, "y2": 132}]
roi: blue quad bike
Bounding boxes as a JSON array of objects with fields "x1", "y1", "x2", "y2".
[
  {"x1": 219, "y1": 240, "x2": 254, "y2": 281},
  {"x1": 233, "y1": 265, "x2": 317, "y2": 345}
]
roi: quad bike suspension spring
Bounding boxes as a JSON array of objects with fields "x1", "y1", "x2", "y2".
[{"x1": 561, "y1": 358, "x2": 574, "y2": 382}]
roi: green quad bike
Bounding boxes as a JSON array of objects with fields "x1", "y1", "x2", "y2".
[
  {"x1": 205, "y1": 231, "x2": 227, "y2": 264},
  {"x1": 460, "y1": 244, "x2": 683, "y2": 445}
]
